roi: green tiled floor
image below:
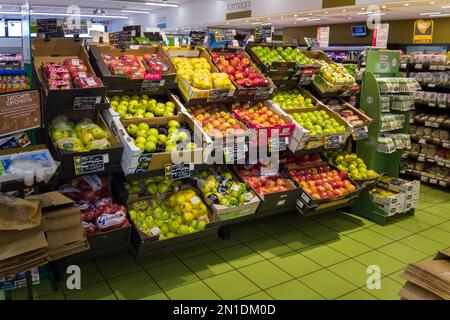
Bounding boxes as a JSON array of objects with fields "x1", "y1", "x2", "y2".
[{"x1": 4, "y1": 186, "x2": 449, "y2": 300}]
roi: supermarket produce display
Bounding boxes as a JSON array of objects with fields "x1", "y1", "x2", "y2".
[{"x1": 1, "y1": 22, "x2": 442, "y2": 301}]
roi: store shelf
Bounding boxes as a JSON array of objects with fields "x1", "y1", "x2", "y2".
[
  {"x1": 411, "y1": 118, "x2": 450, "y2": 130},
  {"x1": 403, "y1": 152, "x2": 450, "y2": 168},
  {"x1": 419, "y1": 82, "x2": 450, "y2": 92},
  {"x1": 414, "y1": 102, "x2": 450, "y2": 109},
  {"x1": 410, "y1": 135, "x2": 450, "y2": 148},
  {"x1": 0, "y1": 69, "x2": 28, "y2": 75},
  {"x1": 400, "y1": 168, "x2": 450, "y2": 188},
  {"x1": 407, "y1": 63, "x2": 449, "y2": 72}
]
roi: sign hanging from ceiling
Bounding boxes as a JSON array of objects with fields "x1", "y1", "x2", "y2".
[
  {"x1": 226, "y1": 0, "x2": 252, "y2": 20},
  {"x1": 317, "y1": 26, "x2": 330, "y2": 48},
  {"x1": 413, "y1": 19, "x2": 434, "y2": 44},
  {"x1": 372, "y1": 23, "x2": 389, "y2": 48}
]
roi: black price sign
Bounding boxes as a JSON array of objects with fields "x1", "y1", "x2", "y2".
[
  {"x1": 254, "y1": 26, "x2": 273, "y2": 43},
  {"x1": 224, "y1": 144, "x2": 247, "y2": 164},
  {"x1": 165, "y1": 163, "x2": 193, "y2": 181},
  {"x1": 190, "y1": 31, "x2": 207, "y2": 46},
  {"x1": 143, "y1": 32, "x2": 163, "y2": 42},
  {"x1": 352, "y1": 126, "x2": 369, "y2": 141},
  {"x1": 255, "y1": 87, "x2": 273, "y2": 100},
  {"x1": 73, "y1": 154, "x2": 108, "y2": 175},
  {"x1": 73, "y1": 96, "x2": 101, "y2": 110},
  {"x1": 324, "y1": 134, "x2": 342, "y2": 149},
  {"x1": 36, "y1": 19, "x2": 58, "y2": 34},
  {"x1": 269, "y1": 137, "x2": 287, "y2": 152},
  {"x1": 207, "y1": 193, "x2": 220, "y2": 204},
  {"x1": 141, "y1": 79, "x2": 164, "y2": 92},
  {"x1": 208, "y1": 89, "x2": 230, "y2": 102}
]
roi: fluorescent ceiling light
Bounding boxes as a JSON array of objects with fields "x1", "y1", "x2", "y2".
[
  {"x1": 30, "y1": 12, "x2": 128, "y2": 19},
  {"x1": 261, "y1": 22, "x2": 272, "y2": 26},
  {"x1": 296, "y1": 17, "x2": 310, "y2": 21},
  {"x1": 420, "y1": 12, "x2": 441, "y2": 15},
  {"x1": 357, "y1": 11, "x2": 385, "y2": 16},
  {"x1": 145, "y1": 2, "x2": 178, "y2": 8},
  {"x1": 429, "y1": 13, "x2": 450, "y2": 16},
  {"x1": 121, "y1": 10, "x2": 150, "y2": 14},
  {"x1": 307, "y1": 18, "x2": 321, "y2": 21},
  {"x1": 252, "y1": 22, "x2": 262, "y2": 25},
  {"x1": 0, "y1": 11, "x2": 19, "y2": 14}
]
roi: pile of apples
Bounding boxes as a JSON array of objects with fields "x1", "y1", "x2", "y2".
[
  {"x1": 172, "y1": 57, "x2": 233, "y2": 90},
  {"x1": 288, "y1": 165, "x2": 357, "y2": 200},
  {"x1": 126, "y1": 120, "x2": 197, "y2": 153},
  {"x1": 187, "y1": 105, "x2": 246, "y2": 138},
  {"x1": 313, "y1": 59, "x2": 355, "y2": 85},
  {"x1": 101, "y1": 53, "x2": 168, "y2": 80},
  {"x1": 109, "y1": 94, "x2": 176, "y2": 119},
  {"x1": 291, "y1": 110, "x2": 346, "y2": 136},
  {"x1": 50, "y1": 116, "x2": 111, "y2": 152},
  {"x1": 283, "y1": 153, "x2": 323, "y2": 168},
  {"x1": 323, "y1": 150, "x2": 378, "y2": 181},
  {"x1": 194, "y1": 168, "x2": 255, "y2": 207},
  {"x1": 128, "y1": 189, "x2": 210, "y2": 240},
  {"x1": 272, "y1": 90, "x2": 315, "y2": 110},
  {"x1": 252, "y1": 46, "x2": 311, "y2": 65},
  {"x1": 233, "y1": 102, "x2": 287, "y2": 127},
  {"x1": 237, "y1": 165, "x2": 291, "y2": 195},
  {"x1": 124, "y1": 176, "x2": 183, "y2": 196},
  {"x1": 211, "y1": 52, "x2": 270, "y2": 88}
]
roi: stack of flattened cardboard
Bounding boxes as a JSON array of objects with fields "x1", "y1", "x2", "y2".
[
  {"x1": 400, "y1": 249, "x2": 450, "y2": 300},
  {"x1": 0, "y1": 195, "x2": 48, "y2": 278},
  {"x1": 28, "y1": 192, "x2": 89, "y2": 260}
]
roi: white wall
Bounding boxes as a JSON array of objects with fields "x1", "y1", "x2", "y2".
[{"x1": 0, "y1": 38, "x2": 22, "y2": 51}]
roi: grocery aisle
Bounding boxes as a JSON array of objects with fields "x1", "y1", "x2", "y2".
[{"x1": 9, "y1": 185, "x2": 449, "y2": 301}]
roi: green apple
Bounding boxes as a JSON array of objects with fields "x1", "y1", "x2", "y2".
[
  {"x1": 165, "y1": 145, "x2": 177, "y2": 152},
  {"x1": 136, "y1": 143, "x2": 145, "y2": 150},
  {"x1": 138, "y1": 123, "x2": 150, "y2": 132},
  {"x1": 154, "y1": 103, "x2": 166, "y2": 116},
  {"x1": 165, "y1": 101, "x2": 175, "y2": 110},
  {"x1": 127, "y1": 124, "x2": 139, "y2": 135},
  {"x1": 124, "y1": 113, "x2": 134, "y2": 119},
  {"x1": 145, "y1": 141, "x2": 157, "y2": 152},
  {"x1": 136, "y1": 129, "x2": 148, "y2": 138},
  {"x1": 110, "y1": 95, "x2": 120, "y2": 102},
  {"x1": 51, "y1": 130, "x2": 66, "y2": 142},
  {"x1": 81, "y1": 132, "x2": 94, "y2": 145},
  {"x1": 144, "y1": 112, "x2": 155, "y2": 119},
  {"x1": 157, "y1": 182, "x2": 170, "y2": 194},
  {"x1": 177, "y1": 225, "x2": 189, "y2": 235},
  {"x1": 157, "y1": 134, "x2": 167, "y2": 145},
  {"x1": 110, "y1": 101, "x2": 119, "y2": 111},
  {"x1": 149, "y1": 128, "x2": 159, "y2": 136},
  {"x1": 177, "y1": 131, "x2": 189, "y2": 142},
  {"x1": 163, "y1": 111, "x2": 174, "y2": 117},
  {"x1": 119, "y1": 100, "x2": 129, "y2": 108},
  {"x1": 141, "y1": 94, "x2": 149, "y2": 100},
  {"x1": 131, "y1": 95, "x2": 140, "y2": 101},
  {"x1": 169, "y1": 221, "x2": 180, "y2": 233},
  {"x1": 135, "y1": 108, "x2": 146, "y2": 116},
  {"x1": 197, "y1": 220, "x2": 206, "y2": 231},
  {"x1": 168, "y1": 127, "x2": 178, "y2": 135},
  {"x1": 146, "y1": 135, "x2": 158, "y2": 144},
  {"x1": 168, "y1": 120, "x2": 180, "y2": 128},
  {"x1": 121, "y1": 95, "x2": 130, "y2": 101},
  {"x1": 135, "y1": 137, "x2": 147, "y2": 145},
  {"x1": 127, "y1": 105, "x2": 136, "y2": 114}
]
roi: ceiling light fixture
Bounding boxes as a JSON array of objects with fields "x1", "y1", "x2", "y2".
[
  {"x1": 268, "y1": 17, "x2": 271, "y2": 20},
  {"x1": 30, "y1": 12, "x2": 129, "y2": 19},
  {"x1": 430, "y1": 1, "x2": 435, "y2": 4},
  {"x1": 361, "y1": 7, "x2": 365, "y2": 10},
  {"x1": 420, "y1": 12, "x2": 442, "y2": 15},
  {"x1": 296, "y1": 17, "x2": 310, "y2": 21},
  {"x1": 261, "y1": 22, "x2": 272, "y2": 26},
  {"x1": 121, "y1": 10, "x2": 150, "y2": 14},
  {"x1": 429, "y1": 13, "x2": 450, "y2": 16},
  {"x1": 441, "y1": 5, "x2": 450, "y2": 8},
  {"x1": 280, "y1": 16, "x2": 284, "y2": 18},
  {"x1": 404, "y1": 3, "x2": 410, "y2": 6},
  {"x1": 252, "y1": 22, "x2": 262, "y2": 25},
  {"x1": 308, "y1": 12, "x2": 313, "y2": 15},
  {"x1": 382, "y1": 5, "x2": 387, "y2": 9},
  {"x1": 307, "y1": 18, "x2": 321, "y2": 21},
  {"x1": 342, "y1": 9, "x2": 347, "y2": 12},
  {"x1": 145, "y1": 2, "x2": 178, "y2": 8},
  {"x1": 294, "y1": 14, "x2": 298, "y2": 17}
]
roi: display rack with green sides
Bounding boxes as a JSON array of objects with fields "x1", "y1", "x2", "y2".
[{"x1": 352, "y1": 50, "x2": 420, "y2": 224}]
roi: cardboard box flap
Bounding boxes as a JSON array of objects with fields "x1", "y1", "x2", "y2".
[
  {"x1": 0, "y1": 195, "x2": 42, "y2": 231},
  {"x1": 46, "y1": 225, "x2": 85, "y2": 248},
  {"x1": 400, "y1": 281, "x2": 443, "y2": 300},
  {"x1": 43, "y1": 211, "x2": 81, "y2": 231},
  {"x1": 27, "y1": 191, "x2": 74, "y2": 209},
  {"x1": 0, "y1": 230, "x2": 48, "y2": 261},
  {"x1": 43, "y1": 206, "x2": 80, "y2": 220}
]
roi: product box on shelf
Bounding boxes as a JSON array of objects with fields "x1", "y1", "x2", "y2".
[
  {"x1": 208, "y1": 47, "x2": 275, "y2": 101},
  {"x1": 233, "y1": 164, "x2": 300, "y2": 217},
  {"x1": 48, "y1": 112, "x2": 123, "y2": 177},
  {"x1": 106, "y1": 91, "x2": 185, "y2": 122},
  {"x1": 232, "y1": 100, "x2": 295, "y2": 138},
  {"x1": 127, "y1": 186, "x2": 220, "y2": 255},
  {"x1": 32, "y1": 38, "x2": 107, "y2": 108},
  {"x1": 193, "y1": 165, "x2": 261, "y2": 221},
  {"x1": 284, "y1": 104, "x2": 351, "y2": 151},
  {"x1": 377, "y1": 176, "x2": 420, "y2": 211},
  {"x1": 88, "y1": 44, "x2": 177, "y2": 92},
  {"x1": 370, "y1": 188, "x2": 407, "y2": 216},
  {"x1": 164, "y1": 46, "x2": 236, "y2": 105},
  {"x1": 103, "y1": 109, "x2": 211, "y2": 175}
]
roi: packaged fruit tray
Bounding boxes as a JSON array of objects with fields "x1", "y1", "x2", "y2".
[
  {"x1": 285, "y1": 105, "x2": 351, "y2": 151},
  {"x1": 245, "y1": 44, "x2": 320, "y2": 81},
  {"x1": 232, "y1": 101, "x2": 295, "y2": 138},
  {"x1": 285, "y1": 163, "x2": 361, "y2": 213},
  {"x1": 127, "y1": 186, "x2": 220, "y2": 255},
  {"x1": 192, "y1": 166, "x2": 260, "y2": 221},
  {"x1": 103, "y1": 109, "x2": 211, "y2": 175},
  {"x1": 185, "y1": 104, "x2": 251, "y2": 143},
  {"x1": 32, "y1": 38, "x2": 106, "y2": 108},
  {"x1": 88, "y1": 44, "x2": 176, "y2": 92},
  {"x1": 164, "y1": 46, "x2": 235, "y2": 105},
  {"x1": 233, "y1": 164, "x2": 300, "y2": 215},
  {"x1": 48, "y1": 113, "x2": 123, "y2": 176},
  {"x1": 107, "y1": 92, "x2": 182, "y2": 121},
  {"x1": 208, "y1": 48, "x2": 275, "y2": 101}
]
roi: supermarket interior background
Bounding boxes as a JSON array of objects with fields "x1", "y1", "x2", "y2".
[{"x1": 0, "y1": 0, "x2": 449, "y2": 302}]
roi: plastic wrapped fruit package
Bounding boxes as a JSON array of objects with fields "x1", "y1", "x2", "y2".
[{"x1": 59, "y1": 175, "x2": 130, "y2": 235}]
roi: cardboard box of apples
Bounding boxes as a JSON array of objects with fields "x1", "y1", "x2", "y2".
[
  {"x1": 32, "y1": 38, "x2": 106, "y2": 107},
  {"x1": 282, "y1": 103, "x2": 351, "y2": 151},
  {"x1": 208, "y1": 48, "x2": 275, "y2": 101},
  {"x1": 88, "y1": 44, "x2": 177, "y2": 92},
  {"x1": 127, "y1": 186, "x2": 220, "y2": 255},
  {"x1": 322, "y1": 98, "x2": 373, "y2": 131},
  {"x1": 103, "y1": 108, "x2": 211, "y2": 175},
  {"x1": 164, "y1": 46, "x2": 236, "y2": 105}
]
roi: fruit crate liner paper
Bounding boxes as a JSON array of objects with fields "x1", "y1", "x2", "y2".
[{"x1": 0, "y1": 194, "x2": 42, "y2": 231}]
